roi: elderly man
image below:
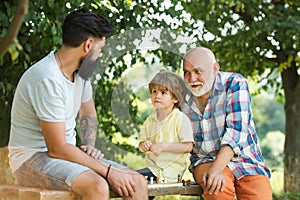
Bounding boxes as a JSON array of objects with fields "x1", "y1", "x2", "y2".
[{"x1": 182, "y1": 47, "x2": 272, "y2": 200}]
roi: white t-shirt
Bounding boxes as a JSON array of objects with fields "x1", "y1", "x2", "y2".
[{"x1": 8, "y1": 50, "x2": 92, "y2": 172}]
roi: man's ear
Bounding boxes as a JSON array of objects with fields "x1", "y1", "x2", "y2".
[
  {"x1": 214, "y1": 62, "x2": 220, "y2": 75},
  {"x1": 83, "y1": 38, "x2": 94, "y2": 53}
]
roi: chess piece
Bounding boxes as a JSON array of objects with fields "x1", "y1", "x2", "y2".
[
  {"x1": 186, "y1": 180, "x2": 191, "y2": 186},
  {"x1": 158, "y1": 169, "x2": 162, "y2": 184},
  {"x1": 182, "y1": 179, "x2": 191, "y2": 186},
  {"x1": 150, "y1": 176, "x2": 154, "y2": 184}
]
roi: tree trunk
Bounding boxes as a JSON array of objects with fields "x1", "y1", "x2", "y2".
[
  {"x1": 282, "y1": 64, "x2": 300, "y2": 192},
  {"x1": 0, "y1": 0, "x2": 28, "y2": 58}
]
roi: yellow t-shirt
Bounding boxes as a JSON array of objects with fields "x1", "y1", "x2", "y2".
[{"x1": 139, "y1": 108, "x2": 194, "y2": 182}]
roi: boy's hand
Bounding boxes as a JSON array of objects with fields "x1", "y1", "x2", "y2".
[
  {"x1": 140, "y1": 140, "x2": 152, "y2": 152},
  {"x1": 150, "y1": 143, "x2": 166, "y2": 155}
]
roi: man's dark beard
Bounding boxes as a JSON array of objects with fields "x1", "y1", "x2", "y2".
[{"x1": 78, "y1": 52, "x2": 100, "y2": 80}]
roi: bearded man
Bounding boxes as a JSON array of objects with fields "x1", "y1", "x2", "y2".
[
  {"x1": 8, "y1": 8, "x2": 147, "y2": 200},
  {"x1": 181, "y1": 47, "x2": 272, "y2": 200}
]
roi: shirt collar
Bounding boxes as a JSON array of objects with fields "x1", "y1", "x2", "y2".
[
  {"x1": 214, "y1": 72, "x2": 224, "y2": 92},
  {"x1": 148, "y1": 108, "x2": 179, "y2": 121}
]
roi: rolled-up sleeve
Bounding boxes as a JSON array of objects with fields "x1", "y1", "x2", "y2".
[{"x1": 221, "y1": 76, "x2": 251, "y2": 156}]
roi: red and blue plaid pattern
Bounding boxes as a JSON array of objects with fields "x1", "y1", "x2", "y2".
[{"x1": 182, "y1": 71, "x2": 271, "y2": 179}]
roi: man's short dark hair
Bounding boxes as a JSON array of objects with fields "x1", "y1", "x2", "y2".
[{"x1": 62, "y1": 8, "x2": 114, "y2": 47}]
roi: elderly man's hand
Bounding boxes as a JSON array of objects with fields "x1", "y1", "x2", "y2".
[{"x1": 202, "y1": 165, "x2": 226, "y2": 195}]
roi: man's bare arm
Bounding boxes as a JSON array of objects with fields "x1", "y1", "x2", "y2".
[
  {"x1": 79, "y1": 115, "x2": 98, "y2": 146},
  {"x1": 79, "y1": 98, "x2": 98, "y2": 146}
]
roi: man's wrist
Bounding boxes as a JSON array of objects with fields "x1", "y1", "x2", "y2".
[{"x1": 105, "y1": 164, "x2": 112, "y2": 180}]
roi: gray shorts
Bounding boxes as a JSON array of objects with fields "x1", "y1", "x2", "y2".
[{"x1": 14, "y1": 152, "x2": 128, "y2": 191}]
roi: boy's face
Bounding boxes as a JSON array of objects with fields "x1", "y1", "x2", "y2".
[{"x1": 150, "y1": 86, "x2": 178, "y2": 110}]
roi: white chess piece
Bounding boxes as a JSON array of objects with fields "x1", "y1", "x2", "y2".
[{"x1": 150, "y1": 176, "x2": 154, "y2": 184}]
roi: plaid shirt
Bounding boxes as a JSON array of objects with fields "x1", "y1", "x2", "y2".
[{"x1": 182, "y1": 71, "x2": 271, "y2": 179}]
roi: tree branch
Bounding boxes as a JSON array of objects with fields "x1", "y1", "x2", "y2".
[{"x1": 0, "y1": 0, "x2": 29, "y2": 58}]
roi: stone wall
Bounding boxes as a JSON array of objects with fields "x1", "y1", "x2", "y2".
[{"x1": 0, "y1": 147, "x2": 15, "y2": 185}]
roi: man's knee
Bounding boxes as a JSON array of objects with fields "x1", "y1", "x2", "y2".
[
  {"x1": 133, "y1": 171, "x2": 147, "y2": 185},
  {"x1": 131, "y1": 171, "x2": 148, "y2": 196},
  {"x1": 194, "y1": 163, "x2": 236, "y2": 200},
  {"x1": 236, "y1": 175, "x2": 272, "y2": 200},
  {"x1": 72, "y1": 171, "x2": 109, "y2": 199}
]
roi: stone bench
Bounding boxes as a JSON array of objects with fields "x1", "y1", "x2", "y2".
[
  {"x1": 0, "y1": 147, "x2": 202, "y2": 199},
  {"x1": 0, "y1": 184, "x2": 80, "y2": 200},
  {"x1": 0, "y1": 182, "x2": 202, "y2": 199}
]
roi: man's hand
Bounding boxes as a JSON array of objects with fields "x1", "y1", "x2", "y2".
[
  {"x1": 202, "y1": 165, "x2": 226, "y2": 195},
  {"x1": 107, "y1": 168, "x2": 137, "y2": 197},
  {"x1": 201, "y1": 145, "x2": 233, "y2": 195},
  {"x1": 80, "y1": 144, "x2": 104, "y2": 160}
]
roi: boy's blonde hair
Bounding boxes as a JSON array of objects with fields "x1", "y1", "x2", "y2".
[{"x1": 149, "y1": 71, "x2": 187, "y2": 110}]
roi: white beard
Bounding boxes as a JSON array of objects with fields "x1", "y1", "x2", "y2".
[{"x1": 186, "y1": 74, "x2": 215, "y2": 97}]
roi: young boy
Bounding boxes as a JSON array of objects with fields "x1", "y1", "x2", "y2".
[{"x1": 137, "y1": 71, "x2": 194, "y2": 183}]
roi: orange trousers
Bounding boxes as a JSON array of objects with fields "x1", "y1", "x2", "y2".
[{"x1": 193, "y1": 162, "x2": 272, "y2": 200}]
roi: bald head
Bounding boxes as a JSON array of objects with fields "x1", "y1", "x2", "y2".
[{"x1": 183, "y1": 47, "x2": 216, "y2": 69}]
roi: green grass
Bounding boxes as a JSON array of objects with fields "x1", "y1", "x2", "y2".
[
  {"x1": 271, "y1": 167, "x2": 284, "y2": 196},
  {"x1": 271, "y1": 168, "x2": 300, "y2": 200}
]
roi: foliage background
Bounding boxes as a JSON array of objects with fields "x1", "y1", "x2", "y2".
[{"x1": 0, "y1": 0, "x2": 299, "y2": 198}]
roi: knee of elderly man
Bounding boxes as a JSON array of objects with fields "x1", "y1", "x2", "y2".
[
  {"x1": 193, "y1": 163, "x2": 271, "y2": 200},
  {"x1": 72, "y1": 170, "x2": 110, "y2": 200},
  {"x1": 193, "y1": 163, "x2": 235, "y2": 200}
]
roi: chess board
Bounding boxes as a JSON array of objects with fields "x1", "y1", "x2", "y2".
[
  {"x1": 146, "y1": 181, "x2": 201, "y2": 196},
  {"x1": 148, "y1": 182, "x2": 183, "y2": 189}
]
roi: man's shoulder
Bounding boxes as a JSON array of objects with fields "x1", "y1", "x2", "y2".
[
  {"x1": 219, "y1": 71, "x2": 244, "y2": 80},
  {"x1": 218, "y1": 71, "x2": 247, "y2": 87},
  {"x1": 31, "y1": 51, "x2": 56, "y2": 71},
  {"x1": 22, "y1": 51, "x2": 61, "y2": 83}
]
